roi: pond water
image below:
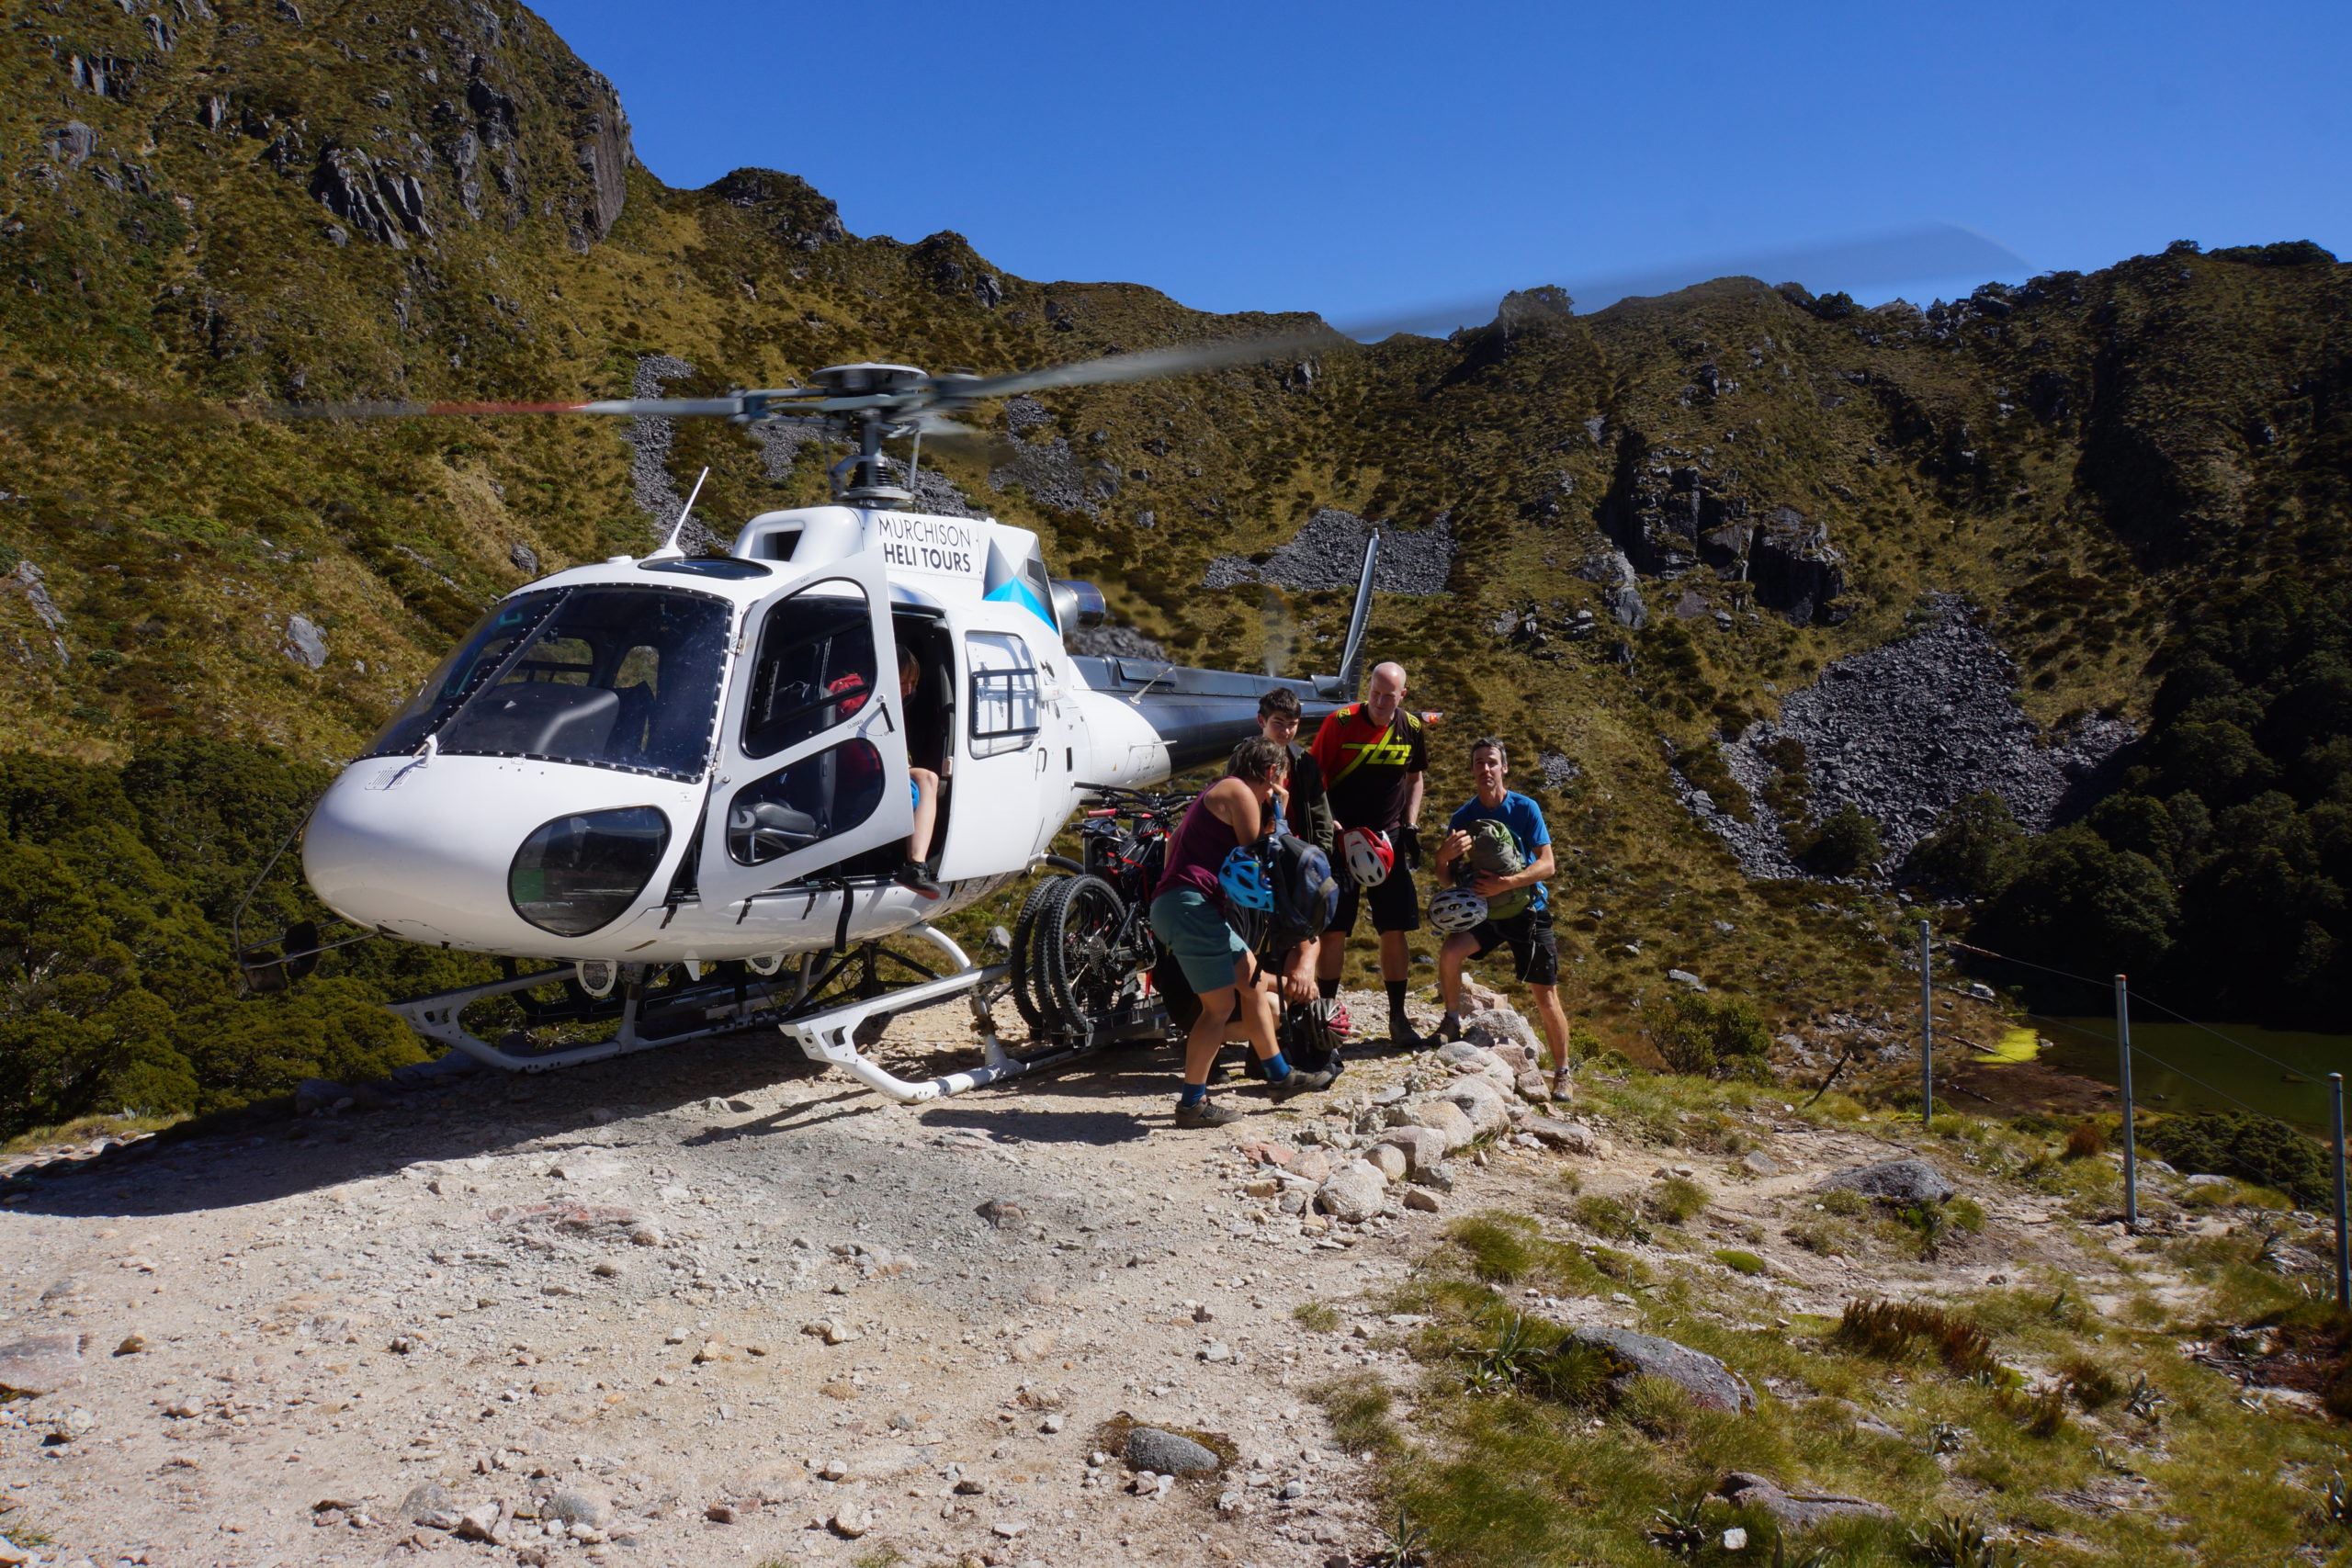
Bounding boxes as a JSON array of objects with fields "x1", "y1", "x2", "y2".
[{"x1": 2021, "y1": 1016, "x2": 2352, "y2": 1132}]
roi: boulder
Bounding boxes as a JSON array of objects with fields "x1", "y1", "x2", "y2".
[
  {"x1": 1521, "y1": 1116, "x2": 1601, "y2": 1156},
  {"x1": 1715, "y1": 1472, "x2": 1892, "y2": 1529},
  {"x1": 1437, "y1": 1077, "x2": 1512, "y2": 1138},
  {"x1": 1403, "y1": 1100, "x2": 1477, "y2": 1151},
  {"x1": 1317, "y1": 1160, "x2": 1389, "y2": 1223},
  {"x1": 1124, "y1": 1427, "x2": 1219, "y2": 1474},
  {"x1": 1364, "y1": 1143, "x2": 1408, "y2": 1181},
  {"x1": 1372, "y1": 1125, "x2": 1450, "y2": 1173},
  {"x1": 1566, "y1": 1327, "x2": 1753, "y2": 1413},
  {"x1": 1816, "y1": 1159, "x2": 1954, "y2": 1204},
  {"x1": 0, "y1": 1333, "x2": 86, "y2": 1397},
  {"x1": 1434, "y1": 1041, "x2": 1499, "y2": 1071}
]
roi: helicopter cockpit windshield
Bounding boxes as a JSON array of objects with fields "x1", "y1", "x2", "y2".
[{"x1": 367, "y1": 586, "x2": 732, "y2": 780}]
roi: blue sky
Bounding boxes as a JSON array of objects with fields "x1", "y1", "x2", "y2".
[{"x1": 535, "y1": 0, "x2": 2350, "y2": 330}]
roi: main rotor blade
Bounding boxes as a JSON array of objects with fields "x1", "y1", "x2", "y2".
[
  {"x1": 949, "y1": 328, "x2": 1339, "y2": 400},
  {"x1": 0, "y1": 395, "x2": 768, "y2": 427},
  {"x1": 1334, "y1": 222, "x2": 2029, "y2": 340},
  {"x1": 944, "y1": 221, "x2": 2028, "y2": 401}
]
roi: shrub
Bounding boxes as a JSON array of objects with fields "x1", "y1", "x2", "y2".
[
  {"x1": 1820, "y1": 1188, "x2": 1868, "y2": 1217},
  {"x1": 1713, "y1": 1248, "x2": 1765, "y2": 1276},
  {"x1": 2143, "y1": 1111, "x2": 2331, "y2": 1207},
  {"x1": 1908, "y1": 792, "x2": 2027, "y2": 897},
  {"x1": 1806, "y1": 802, "x2": 1883, "y2": 876},
  {"x1": 1833, "y1": 1298, "x2": 1998, "y2": 1379},
  {"x1": 1450, "y1": 1213, "x2": 1542, "y2": 1282},
  {"x1": 2057, "y1": 1355, "x2": 2124, "y2": 1409},
  {"x1": 2064, "y1": 1121, "x2": 2105, "y2": 1159},
  {"x1": 1616, "y1": 1373, "x2": 1693, "y2": 1438},
  {"x1": 1641, "y1": 990, "x2": 1770, "y2": 1079},
  {"x1": 1947, "y1": 1196, "x2": 1987, "y2": 1234},
  {"x1": 1646, "y1": 1176, "x2": 1710, "y2": 1224},
  {"x1": 1292, "y1": 1302, "x2": 1341, "y2": 1333},
  {"x1": 1571, "y1": 1194, "x2": 1643, "y2": 1241}
]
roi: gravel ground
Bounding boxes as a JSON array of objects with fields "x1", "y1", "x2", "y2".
[
  {"x1": 0, "y1": 976, "x2": 2156, "y2": 1568},
  {"x1": 0, "y1": 991, "x2": 1468, "y2": 1568}
]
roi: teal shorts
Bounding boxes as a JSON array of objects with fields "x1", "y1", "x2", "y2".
[{"x1": 1149, "y1": 887, "x2": 1249, "y2": 997}]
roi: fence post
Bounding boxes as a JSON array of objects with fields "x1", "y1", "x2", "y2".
[
  {"x1": 1918, "y1": 919, "x2": 1934, "y2": 1126},
  {"x1": 2333, "y1": 1072, "x2": 2348, "y2": 1314},
  {"x1": 2115, "y1": 972, "x2": 2138, "y2": 1231}
]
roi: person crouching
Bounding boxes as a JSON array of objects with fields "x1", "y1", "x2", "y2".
[{"x1": 1148, "y1": 737, "x2": 1340, "y2": 1129}]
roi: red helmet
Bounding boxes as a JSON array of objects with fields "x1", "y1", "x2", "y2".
[{"x1": 1340, "y1": 826, "x2": 1395, "y2": 887}]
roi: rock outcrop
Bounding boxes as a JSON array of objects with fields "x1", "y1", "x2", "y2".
[
  {"x1": 1567, "y1": 1326, "x2": 1754, "y2": 1413},
  {"x1": 1817, "y1": 1158, "x2": 1955, "y2": 1204}
]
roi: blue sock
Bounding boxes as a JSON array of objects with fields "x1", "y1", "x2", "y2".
[
  {"x1": 1178, "y1": 1084, "x2": 1209, "y2": 1108},
  {"x1": 1263, "y1": 1053, "x2": 1292, "y2": 1082}
]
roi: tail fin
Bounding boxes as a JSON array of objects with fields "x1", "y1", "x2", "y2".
[{"x1": 1334, "y1": 530, "x2": 1380, "y2": 699}]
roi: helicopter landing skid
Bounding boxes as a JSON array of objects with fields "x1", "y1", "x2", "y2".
[
  {"x1": 782, "y1": 924, "x2": 1165, "y2": 1103},
  {"x1": 389, "y1": 965, "x2": 803, "y2": 1074}
]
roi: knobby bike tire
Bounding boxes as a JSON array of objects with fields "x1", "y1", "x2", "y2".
[
  {"x1": 1040, "y1": 874, "x2": 1137, "y2": 1039},
  {"x1": 1009, "y1": 873, "x2": 1063, "y2": 1036}
]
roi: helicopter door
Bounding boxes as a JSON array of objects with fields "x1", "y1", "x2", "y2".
[{"x1": 698, "y1": 548, "x2": 914, "y2": 907}]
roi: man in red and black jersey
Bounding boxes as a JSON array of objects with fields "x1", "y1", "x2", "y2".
[{"x1": 1307, "y1": 660, "x2": 1430, "y2": 1047}]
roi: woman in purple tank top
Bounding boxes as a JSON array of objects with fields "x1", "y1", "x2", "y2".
[{"x1": 1148, "y1": 736, "x2": 1338, "y2": 1129}]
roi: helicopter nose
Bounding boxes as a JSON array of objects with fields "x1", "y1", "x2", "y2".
[{"x1": 303, "y1": 754, "x2": 695, "y2": 952}]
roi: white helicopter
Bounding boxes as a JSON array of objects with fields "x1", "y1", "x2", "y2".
[
  {"x1": 212, "y1": 222, "x2": 2024, "y2": 1102},
  {"x1": 277, "y1": 355, "x2": 1384, "y2": 1103}
]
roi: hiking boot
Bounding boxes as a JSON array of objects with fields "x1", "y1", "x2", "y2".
[
  {"x1": 1268, "y1": 1066, "x2": 1340, "y2": 1099},
  {"x1": 1551, "y1": 1067, "x2": 1577, "y2": 1101},
  {"x1": 1387, "y1": 1011, "x2": 1426, "y2": 1051},
  {"x1": 894, "y1": 862, "x2": 943, "y2": 900},
  {"x1": 1435, "y1": 1011, "x2": 1464, "y2": 1044},
  {"x1": 1174, "y1": 1098, "x2": 1245, "y2": 1130}
]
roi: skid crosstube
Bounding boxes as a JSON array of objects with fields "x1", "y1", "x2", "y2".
[{"x1": 385, "y1": 922, "x2": 1164, "y2": 1100}]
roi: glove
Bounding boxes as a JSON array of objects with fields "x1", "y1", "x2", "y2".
[{"x1": 1394, "y1": 824, "x2": 1422, "y2": 871}]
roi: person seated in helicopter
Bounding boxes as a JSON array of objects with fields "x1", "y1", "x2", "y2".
[{"x1": 894, "y1": 643, "x2": 944, "y2": 900}]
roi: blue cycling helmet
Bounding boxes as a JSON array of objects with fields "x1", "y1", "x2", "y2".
[{"x1": 1218, "y1": 846, "x2": 1275, "y2": 911}]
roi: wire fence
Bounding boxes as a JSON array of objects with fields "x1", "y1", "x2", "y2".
[{"x1": 1942, "y1": 939, "x2": 2337, "y2": 1205}]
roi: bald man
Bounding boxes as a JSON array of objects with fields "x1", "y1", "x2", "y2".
[{"x1": 1306, "y1": 660, "x2": 1430, "y2": 1048}]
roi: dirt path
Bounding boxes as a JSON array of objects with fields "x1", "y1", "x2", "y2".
[{"x1": 0, "y1": 989, "x2": 2130, "y2": 1568}]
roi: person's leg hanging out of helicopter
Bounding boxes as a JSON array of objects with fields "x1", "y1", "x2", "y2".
[{"x1": 892, "y1": 643, "x2": 944, "y2": 900}]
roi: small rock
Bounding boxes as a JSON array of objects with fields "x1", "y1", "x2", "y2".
[
  {"x1": 1364, "y1": 1143, "x2": 1408, "y2": 1181},
  {"x1": 1193, "y1": 1303, "x2": 1216, "y2": 1323},
  {"x1": 1739, "y1": 1150, "x2": 1781, "y2": 1178},
  {"x1": 706, "y1": 1503, "x2": 742, "y2": 1524},
  {"x1": 991, "y1": 1518, "x2": 1028, "y2": 1539},
  {"x1": 1667, "y1": 969, "x2": 1707, "y2": 990},
  {"x1": 1402, "y1": 1188, "x2": 1442, "y2": 1213},
  {"x1": 1040, "y1": 1413, "x2": 1065, "y2": 1434},
  {"x1": 1279, "y1": 1480, "x2": 1306, "y2": 1501},
  {"x1": 1521, "y1": 1115, "x2": 1601, "y2": 1156},
  {"x1": 0, "y1": 1537, "x2": 30, "y2": 1567},
  {"x1": 1373, "y1": 1125, "x2": 1449, "y2": 1172},
  {"x1": 954, "y1": 1476, "x2": 987, "y2": 1495},
  {"x1": 693, "y1": 1337, "x2": 728, "y2": 1364},
  {"x1": 545, "y1": 1487, "x2": 610, "y2": 1527},
  {"x1": 1413, "y1": 1163, "x2": 1457, "y2": 1192},
  {"x1": 1022, "y1": 1282, "x2": 1057, "y2": 1307},
  {"x1": 0, "y1": 1331, "x2": 87, "y2": 1395},
  {"x1": 1200, "y1": 1342, "x2": 1234, "y2": 1363},
  {"x1": 1716, "y1": 1472, "x2": 1894, "y2": 1529},
  {"x1": 1723, "y1": 1526, "x2": 1748, "y2": 1550},
  {"x1": 977, "y1": 1199, "x2": 1024, "y2": 1228},
  {"x1": 1566, "y1": 1326, "x2": 1755, "y2": 1413},
  {"x1": 629, "y1": 1224, "x2": 664, "y2": 1247},
  {"x1": 592, "y1": 1259, "x2": 624, "y2": 1279},
  {"x1": 1008, "y1": 1331, "x2": 1057, "y2": 1363},
  {"x1": 455, "y1": 1504, "x2": 503, "y2": 1542},
  {"x1": 1125, "y1": 1427, "x2": 1220, "y2": 1474},
  {"x1": 1316, "y1": 1161, "x2": 1389, "y2": 1224},
  {"x1": 1402, "y1": 1099, "x2": 1477, "y2": 1151},
  {"x1": 830, "y1": 1508, "x2": 874, "y2": 1538},
  {"x1": 113, "y1": 1331, "x2": 151, "y2": 1356},
  {"x1": 1817, "y1": 1159, "x2": 1954, "y2": 1204}
]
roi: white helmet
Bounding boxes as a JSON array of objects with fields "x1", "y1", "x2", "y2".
[
  {"x1": 1428, "y1": 887, "x2": 1488, "y2": 933},
  {"x1": 1340, "y1": 826, "x2": 1395, "y2": 887}
]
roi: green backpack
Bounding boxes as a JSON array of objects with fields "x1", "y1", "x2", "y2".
[{"x1": 1462, "y1": 818, "x2": 1532, "y2": 921}]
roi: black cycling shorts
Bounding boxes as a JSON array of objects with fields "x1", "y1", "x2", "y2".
[
  {"x1": 1468, "y1": 904, "x2": 1559, "y2": 987},
  {"x1": 1329, "y1": 865, "x2": 1420, "y2": 936}
]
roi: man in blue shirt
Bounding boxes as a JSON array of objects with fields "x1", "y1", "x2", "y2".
[{"x1": 1430, "y1": 736, "x2": 1574, "y2": 1098}]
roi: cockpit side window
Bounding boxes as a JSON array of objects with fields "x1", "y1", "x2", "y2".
[
  {"x1": 741, "y1": 581, "x2": 877, "y2": 761},
  {"x1": 967, "y1": 631, "x2": 1039, "y2": 757}
]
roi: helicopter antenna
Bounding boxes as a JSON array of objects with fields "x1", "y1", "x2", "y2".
[{"x1": 648, "y1": 467, "x2": 710, "y2": 560}]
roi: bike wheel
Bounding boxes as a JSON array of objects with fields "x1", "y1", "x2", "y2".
[
  {"x1": 1040, "y1": 874, "x2": 1138, "y2": 1038},
  {"x1": 1009, "y1": 873, "x2": 1063, "y2": 1036}
]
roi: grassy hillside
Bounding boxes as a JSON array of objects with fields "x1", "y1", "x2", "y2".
[{"x1": 0, "y1": 0, "x2": 2345, "y2": 1134}]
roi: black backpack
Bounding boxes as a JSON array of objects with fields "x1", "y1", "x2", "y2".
[{"x1": 1262, "y1": 828, "x2": 1339, "y2": 954}]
